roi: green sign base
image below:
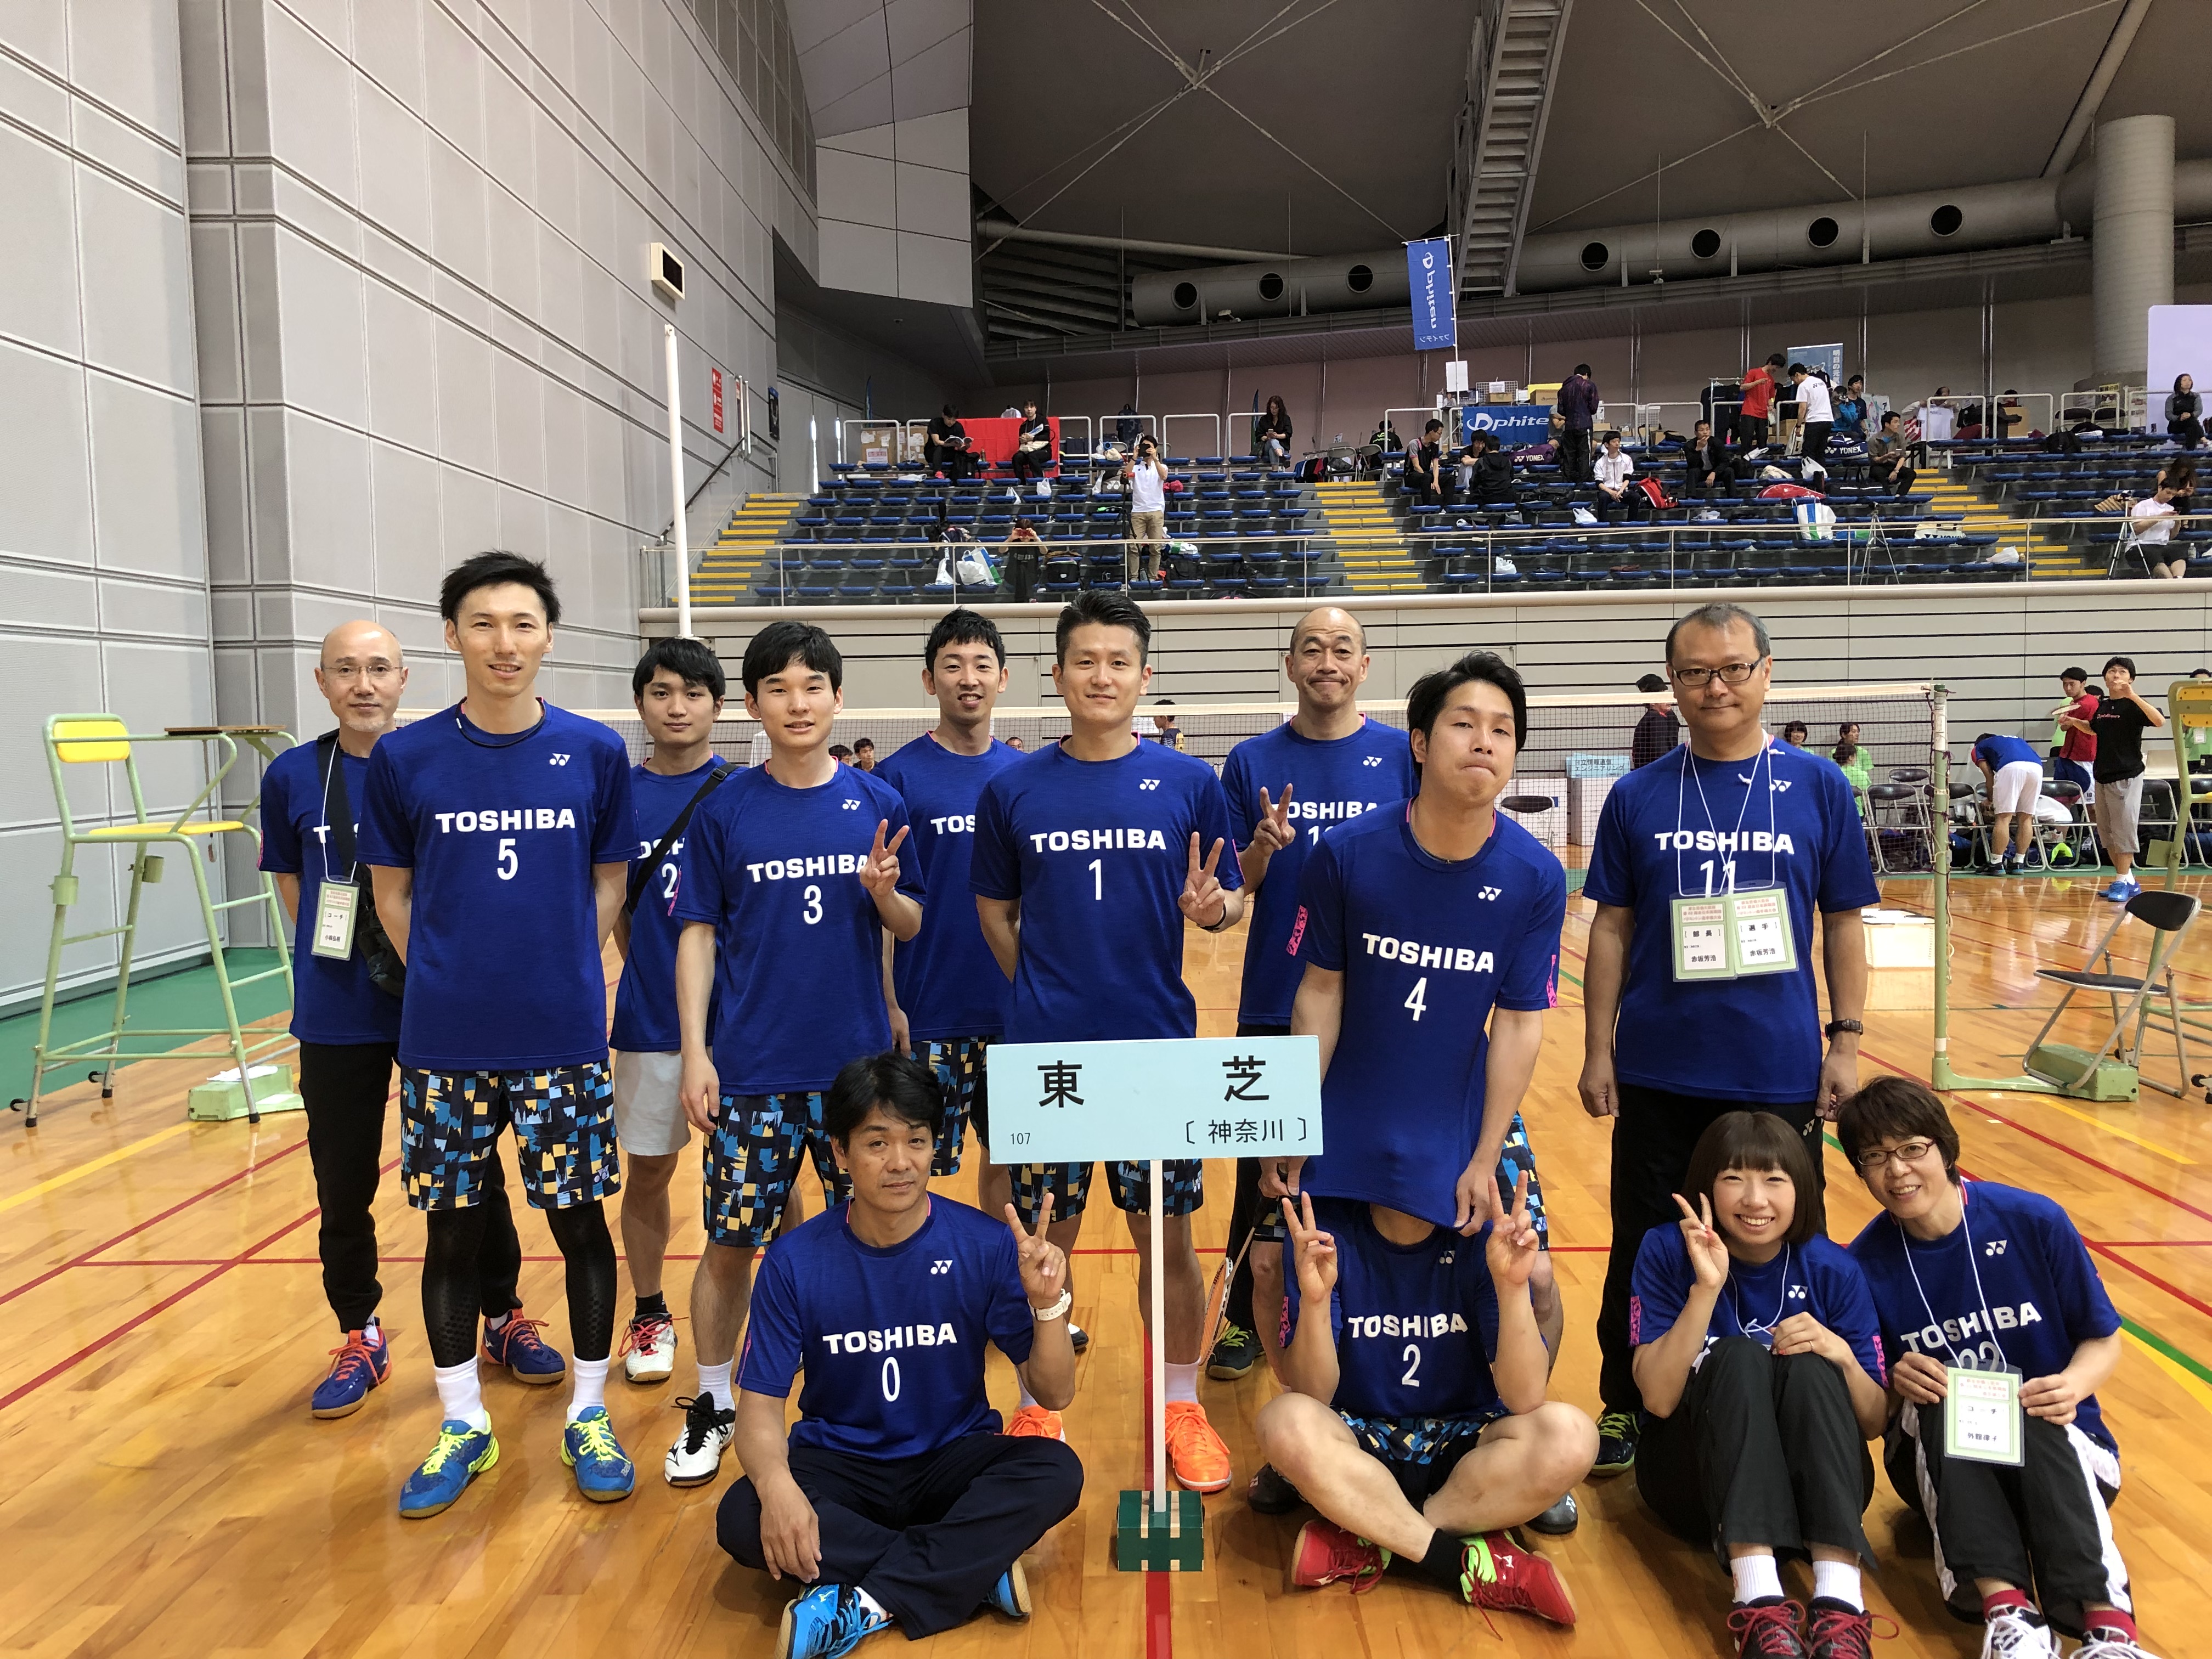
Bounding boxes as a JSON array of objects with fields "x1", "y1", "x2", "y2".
[
  {"x1": 187, "y1": 1065, "x2": 304, "y2": 1121},
  {"x1": 1115, "y1": 1489, "x2": 1204, "y2": 1572},
  {"x1": 2024, "y1": 1043, "x2": 2140, "y2": 1102}
]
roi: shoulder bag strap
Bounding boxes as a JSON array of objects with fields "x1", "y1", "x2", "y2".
[{"x1": 625, "y1": 762, "x2": 736, "y2": 915}]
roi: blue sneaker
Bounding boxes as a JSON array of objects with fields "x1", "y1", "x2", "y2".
[
  {"x1": 482, "y1": 1312, "x2": 566, "y2": 1384},
  {"x1": 2103, "y1": 877, "x2": 2141, "y2": 902},
  {"x1": 777, "y1": 1584, "x2": 890, "y2": 1659},
  {"x1": 561, "y1": 1406, "x2": 636, "y2": 1502},
  {"x1": 310, "y1": 1323, "x2": 390, "y2": 1419},
  {"x1": 980, "y1": 1560, "x2": 1031, "y2": 1621},
  {"x1": 398, "y1": 1419, "x2": 498, "y2": 1518}
]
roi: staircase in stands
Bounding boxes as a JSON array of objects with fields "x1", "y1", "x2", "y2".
[
  {"x1": 1918, "y1": 471, "x2": 2091, "y2": 579},
  {"x1": 687, "y1": 494, "x2": 805, "y2": 605},
  {"x1": 1311, "y1": 481, "x2": 1423, "y2": 592}
]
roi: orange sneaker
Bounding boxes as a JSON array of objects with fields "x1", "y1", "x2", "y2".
[
  {"x1": 1006, "y1": 1404, "x2": 1065, "y2": 1441},
  {"x1": 1165, "y1": 1400, "x2": 1232, "y2": 1493},
  {"x1": 1459, "y1": 1531, "x2": 1576, "y2": 1626},
  {"x1": 1291, "y1": 1519, "x2": 1387, "y2": 1593}
]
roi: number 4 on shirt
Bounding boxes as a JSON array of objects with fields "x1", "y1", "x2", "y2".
[{"x1": 1405, "y1": 977, "x2": 1428, "y2": 1022}]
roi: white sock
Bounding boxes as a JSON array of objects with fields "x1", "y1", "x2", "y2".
[
  {"x1": 1166, "y1": 1361, "x2": 1200, "y2": 1405},
  {"x1": 1730, "y1": 1553, "x2": 1784, "y2": 1605},
  {"x1": 1017, "y1": 1378, "x2": 1039, "y2": 1410},
  {"x1": 360, "y1": 1317, "x2": 383, "y2": 1348},
  {"x1": 485, "y1": 1310, "x2": 511, "y2": 1334},
  {"x1": 434, "y1": 1357, "x2": 489, "y2": 1432},
  {"x1": 567, "y1": 1356, "x2": 610, "y2": 1422},
  {"x1": 855, "y1": 1588, "x2": 892, "y2": 1624},
  {"x1": 697, "y1": 1359, "x2": 735, "y2": 1411},
  {"x1": 1812, "y1": 1558, "x2": 1864, "y2": 1610}
]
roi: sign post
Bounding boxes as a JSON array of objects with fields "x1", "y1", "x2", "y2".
[{"x1": 990, "y1": 1036, "x2": 1322, "y2": 1572}]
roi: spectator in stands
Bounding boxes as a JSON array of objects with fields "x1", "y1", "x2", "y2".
[
  {"x1": 1001, "y1": 517, "x2": 1044, "y2": 603},
  {"x1": 1971, "y1": 731, "x2": 2045, "y2": 875},
  {"x1": 1630, "y1": 674, "x2": 1678, "y2": 769},
  {"x1": 1403, "y1": 419, "x2": 1446, "y2": 508},
  {"x1": 1124, "y1": 435, "x2": 1167, "y2": 584},
  {"x1": 853, "y1": 738, "x2": 877, "y2": 773},
  {"x1": 1255, "y1": 396, "x2": 1294, "y2": 466},
  {"x1": 1781, "y1": 720, "x2": 1809, "y2": 749},
  {"x1": 1790, "y1": 365, "x2": 1834, "y2": 465},
  {"x1": 926, "y1": 404, "x2": 973, "y2": 480},
  {"x1": 1832, "y1": 376, "x2": 1868, "y2": 442},
  {"x1": 1466, "y1": 430, "x2": 1516, "y2": 505},
  {"x1": 1559, "y1": 364, "x2": 1600, "y2": 482},
  {"x1": 1868, "y1": 411, "x2": 1916, "y2": 497},
  {"x1": 1005, "y1": 735, "x2": 1026, "y2": 751},
  {"x1": 2169, "y1": 375, "x2": 2204, "y2": 450},
  {"x1": 1593, "y1": 431, "x2": 1635, "y2": 512},
  {"x1": 2069, "y1": 657, "x2": 2166, "y2": 901},
  {"x1": 1012, "y1": 401, "x2": 1053, "y2": 487},
  {"x1": 1115, "y1": 404, "x2": 1142, "y2": 447},
  {"x1": 1738, "y1": 353, "x2": 1786, "y2": 452},
  {"x1": 2129, "y1": 477, "x2": 2187, "y2": 579},
  {"x1": 2049, "y1": 667, "x2": 2098, "y2": 798},
  {"x1": 1685, "y1": 419, "x2": 1733, "y2": 499},
  {"x1": 1833, "y1": 735, "x2": 1871, "y2": 794},
  {"x1": 1369, "y1": 414, "x2": 1403, "y2": 454}
]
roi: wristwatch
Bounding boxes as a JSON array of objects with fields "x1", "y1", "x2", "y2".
[
  {"x1": 1825, "y1": 1018, "x2": 1865, "y2": 1039},
  {"x1": 1030, "y1": 1287, "x2": 1073, "y2": 1323}
]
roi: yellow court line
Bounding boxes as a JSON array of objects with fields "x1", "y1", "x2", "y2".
[
  {"x1": 1996, "y1": 1093, "x2": 2199, "y2": 1165},
  {"x1": 2129, "y1": 1331, "x2": 2212, "y2": 1417},
  {"x1": 0, "y1": 1119, "x2": 198, "y2": 1215}
]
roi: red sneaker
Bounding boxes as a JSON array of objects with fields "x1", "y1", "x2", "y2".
[
  {"x1": 1459, "y1": 1532, "x2": 1576, "y2": 1626},
  {"x1": 1291, "y1": 1519, "x2": 1387, "y2": 1593},
  {"x1": 1728, "y1": 1599, "x2": 1809, "y2": 1658}
]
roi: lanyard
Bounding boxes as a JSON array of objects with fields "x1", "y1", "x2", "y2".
[
  {"x1": 317, "y1": 746, "x2": 350, "y2": 887},
  {"x1": 1898, "y1": 1184, "x2": 2010, "y2": 1370},
  {"x1": 1726, "y1": 1244, "x2": 1794, "y2": 1342},
  {"x1": 1671, "y1": 737, "x2": 1779, "y2": 897}
]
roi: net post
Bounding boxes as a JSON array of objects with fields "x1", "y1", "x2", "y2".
[
  {"x1": 1151, "y1": 1156, "x2": 1168, "y2": 1513},
  {"x1": 1929, "y1": 685, "x2": 1960, "y2": 1090}
]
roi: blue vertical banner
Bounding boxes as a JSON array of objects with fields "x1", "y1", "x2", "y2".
[{"x1": 1407, "y1": 238, "x2": 1457, "y2": 351}]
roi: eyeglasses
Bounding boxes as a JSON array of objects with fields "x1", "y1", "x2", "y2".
[
  {"x1": 1669, "y1": 657, "x2": 1768, "y2": 688},
  {"x1": 1853, "y1": 1138, "x2": 1937, "y2": 1172},
  {"x1": 319, "y1": 663, "x2": 402, "y2": 684}
]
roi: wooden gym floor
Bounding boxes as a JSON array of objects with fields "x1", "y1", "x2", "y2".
[{"x1": 6, "y1": 874, "x2": 2212, "y2": 1659}]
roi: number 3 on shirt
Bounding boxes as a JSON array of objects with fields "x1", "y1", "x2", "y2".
[{"x1": 802, "y1": 883, "x2": 823, "y2": 925}]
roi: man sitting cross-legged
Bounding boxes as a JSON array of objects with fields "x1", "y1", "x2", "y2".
[
  {"x1": 1254, "y1": 1184, "x2": 1594, "y2": 1623},
  {"x1": 719, "y1": 1051, "x2": 1083, "y2": 1659}
]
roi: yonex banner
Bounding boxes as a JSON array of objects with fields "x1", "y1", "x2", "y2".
[
  {"x1": 1459, "y1": 404, "x2": 1555, "y2": 448},
  {"x1": 1407, "y1": 237, "x2": 1457, "y2": 351}
]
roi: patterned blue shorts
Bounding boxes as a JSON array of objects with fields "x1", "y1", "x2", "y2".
[
  {"x1": 1009, "y1": 1158, "x2": 1205, "y2": 1223},
  {"x1": 703, "y1": 1091, "x2": 842, "y2": 1247},
  {"x1": 1494, "y1": 1109, "x2": 1549, "y2": 1243},
  {"x1": 400, "y1": 1063, "x2": 618, "y2": 1211},
  {"x1": 1340, "y1": 1407, "x2": 1510, "y2": 1504},
  {"x1": 918, "y1": 1035, "x2": 990, "y2": 1176}
]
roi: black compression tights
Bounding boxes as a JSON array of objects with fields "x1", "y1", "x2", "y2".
[{"x1": 421, "y1": 1200, "x2": 618, "y2": 1368}]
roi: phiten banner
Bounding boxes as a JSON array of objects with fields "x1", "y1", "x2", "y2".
[{"x1": 1407, "y1": 237, "x2": 1457, "y2": 351}]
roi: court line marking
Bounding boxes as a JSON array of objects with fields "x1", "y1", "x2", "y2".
[
  {"x1": 0, "y1": 1119, "x2": 202, "y2": 1214},
  {"x1": 2125, "y1": 1322, "x2": 2212, "y2": 1414},
  {"x1": 2010, "y1": 1096, "x2": 2197, "y2": 1164}
]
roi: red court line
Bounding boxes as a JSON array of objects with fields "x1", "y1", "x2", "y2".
[
  {"x1": 1146, "y1": 1570, "x2": 1172, "y2": 1659},
  {"x1": 2085, "y1": 1240, "x2": 2212, "y2": 1324},
  {"x1": 0, "y1": 1133, "x2": 311, "y2": 1310}
]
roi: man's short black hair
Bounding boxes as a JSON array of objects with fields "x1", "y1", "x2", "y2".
[
  {"x1": 1666, "y1": 601, "x2": 1773, "y2": 664},
  {"x1": 1881, "y1": 409, "x2": 1902, "y2": 425},
  {"x1": 632, "y1": 636, "x2": 725, "y2": 700},
  {"x1": 1788, "y1": 363, "x2": 1807, "y2": 377},
  {"x1": 2104, "y1": 655, "x2": 2136, "y2": 677},
  {"x1": 1637, "y1": 672, "x2": 1668, "y2": 693},
  {"x1": 742, "y1": 619, "x2": 842, "y2": 697},
  {"x1": 1836, "y1": 1075, "x2": 1961, "y2": 1183},
  {"x1": 1572, "y1": 363, "x2": 1591, "y2": 377},
  {"x1": 1765, "y1": 352, "x2": 1786, "y2": 368},
  {"x1": 1424, "y1": 418, "x2": 1444, "y2": 434},
  {"x1": 441, "y1": 550, "x2": 560, "y2": 625},
  {"x1": 854, "y1": 737, "x2": 874, "y2": 752},
  {"x1": 923, "y1": 607, "x2": 1007, "y2": 668},
  {"x1": 1056, "y1": 588, "x2": 1151, "y2": 664},
  {"x1": 1848, "y1": 374, "x2": 1864, "y2": 387},
  {"x1": 1406, "y1": 651, "x2": 1527, "y2": 747},
  {"x1": 2061, "y1": 665, "x2": 2089, "y2": 682},
  {"x1": 825, "y1": 1051, "x2": 945, "y2": 1144}
]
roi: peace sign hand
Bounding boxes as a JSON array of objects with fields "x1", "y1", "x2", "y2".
[
  {"x1": 1483, "y1": 1171, "x2": 1542, "y2": 1288},
  {"x1": 1250, "y1": 785, "x2": 1297, "y2": 857},
  {"x1": 1281, "y1": 1192, "x2": 1339, "y2": 1304},
  {"x1": 1002, "y1": 1193, "x2": 1068, "y2": 1309},
  {"x1": 860, "y1": 819, "x2": 910, "y2": 902},
  {"x1": 1178, "y1": 833, "x2": 1229, "y2": 927},
  {"x1": 1673, "y1": 1192, "x2": 1731, "y2": 1291}
]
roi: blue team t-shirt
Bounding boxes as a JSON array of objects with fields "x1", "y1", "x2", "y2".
[
  {"x1": 969, "y1": 739, "x2": 1243, "y2": 1043},
  {"x1": 1971, "y1": 734, "x2": 2040, "y2": 771},
  {"x1": 1582, "y1": 737, "x2": 1880, "y2": 1102},
  {"x1": 874, "y1": 733, "x2": 1024, "y2": 1041},
  {"x1": 1630, "y1": 1224, "x2": 1887, "y2": 1385},
  {"x1": 1849, "y1": 1180, "x2": 2122, "y2": 1454},
  {"x1": 1220, "y1": 717, "x2": 1416, "y2": 1027},
  {"x1": 1290, "y1": 806, "x2": 1566, "y2": 1228},
  {"x1": 1282, "y1": 1196, "x2": 1505, "y2": 1421},
  {"x1": 738, "y1": 1196, "x2": 1036, "y2": 1459},
  {"x1": 356, "y1": 702, "x2": 632, "y2": 1071},
  {"x1": 610, "y1": 758, "x2": 734, "y2": 1054},
  {"x1": 674, "y1": 761, "x2": 923, "y2": 1096},
  {"x1": 258, "y1": 738, "x2": 403, "y2": 1046}
]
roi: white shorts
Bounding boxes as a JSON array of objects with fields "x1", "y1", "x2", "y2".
[
  {"x1": 612, "y1": 1049, "x2": 690, "y2": 1157},
  {"x1": 1990, "y1": 759, "x2": 2045, "y2": 817}
]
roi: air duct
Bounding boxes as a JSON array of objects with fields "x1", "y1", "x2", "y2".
[
  {"x1": 1514, "y1": 161, "x2": 2212, "y2": 294},
  {"x1": 1130, "y1": 249, "x2": 1409, "y2": 326}
]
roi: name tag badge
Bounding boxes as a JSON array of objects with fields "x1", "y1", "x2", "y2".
[
  {"x1": 1943, "y1": 1366, "x2": 2025, "y2": 1466},
  {"x1": 313, "y1": 879, "x2": 359, "y2": 961},
  {"x1": 1669, "y1": 890, "x2": 1798, "y2": 981}
]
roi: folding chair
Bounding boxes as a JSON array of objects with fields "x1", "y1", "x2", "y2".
[{"x1": 2023, "y1": 889, "x2": 2199, "y2": 1097}]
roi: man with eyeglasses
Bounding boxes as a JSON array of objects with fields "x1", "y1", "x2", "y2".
[
  {"x1": 260, "y1": 622, "x2": 528, "y2": 1421},
  {"x1": 1578, "y1": 602, "x2": 1877, "y2": 1478}
]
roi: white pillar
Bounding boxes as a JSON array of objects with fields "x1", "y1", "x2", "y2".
[
  {"x1": 2092, "y1": 114, "x2": 2174, "y2": 387},
  {"x1": 664, "y1": 324, "x2": 692, "y2": 639}
]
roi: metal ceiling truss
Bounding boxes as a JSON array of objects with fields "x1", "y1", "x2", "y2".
[{"x1": 1449, "y1": 0, "x2": 1574, "y2": 298}]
